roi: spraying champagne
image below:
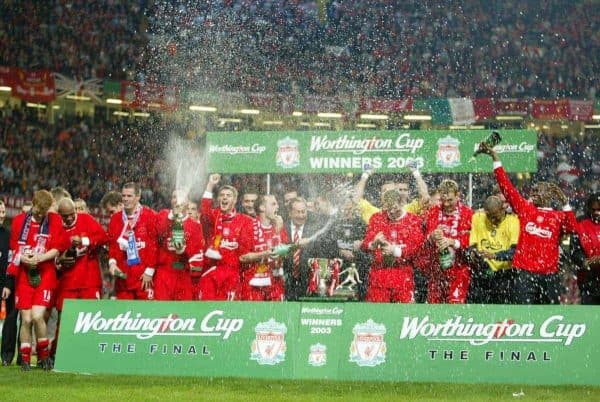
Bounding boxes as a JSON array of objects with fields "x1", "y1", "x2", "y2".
[{"x1": 271, "y1": 243, "x2": 299, "y2": 257}]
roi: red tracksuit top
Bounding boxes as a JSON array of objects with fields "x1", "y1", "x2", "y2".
[{"x1": 495, "y1": 164, "x2": 576, "y2": 274}]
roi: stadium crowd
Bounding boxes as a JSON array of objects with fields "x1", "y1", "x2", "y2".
[{"x1": 1, "y1": 0, "x2": 597, "y2": 98}]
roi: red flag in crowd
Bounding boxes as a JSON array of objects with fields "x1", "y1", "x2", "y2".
[
  {"x1": 531, "y1": 99, "x2": 569, "y2": 120},
  {"x1": 567, "y1": 100, "x2": 594, "y2": 121},
  {"x1": 248, "y1": 92, "x2": 275, "y2": 109},
  {"x1": 0, "y1": 66, "x2": 13, "y2": 87},
  {"x1": 495, "y1": 98, "x2": 530, "y2": 115},
  {"x1": 473, "y1": 98, "x2": 495, "y2": 121},
  {"x1": 120, "y1": 81, "x2": 179, "y2": 111},
  {"x1": 11, "y1": 68, "x2": 56, "y2": 103},
  {"x1": 358, "y1": 97, "x2": 413, "y2": 113}
]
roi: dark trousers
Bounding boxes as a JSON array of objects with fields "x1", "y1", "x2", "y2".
[
  {"x1": 1, "y1": 292, "x2": 18, "y2": 364},
  {"x1": 579, "y1": 270, "x2": 600, "y2": 305},
  {"x1": 512, "y1": 269, "x2": 562, "y2": 305},
  {"x1": 468, "y1": 266, "x2": 517, "y2": 304},
  {"x1": 413, "y1": 268, "x2": 428, "y2": 303},
  {"x1": 285, "y1": 275, "x2": 309, "y2": 301}
]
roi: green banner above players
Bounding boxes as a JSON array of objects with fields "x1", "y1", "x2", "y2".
[{"x1": 205, "y1": 130, "x2": 537, "y2": 174}]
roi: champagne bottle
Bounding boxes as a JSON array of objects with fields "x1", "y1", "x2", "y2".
[
  {"x1": 59, "y1": 244, "x2": 78, "y2": 271},
  {"x1": 65, "y1": 244, "x2": 77, "y2": 260},
  {"x1": 383, "y1": 254, "x2": 395, "y2": 267},
  {"x1": 272, "y1": 243, "x2": 299, "y2": 257},
  {"x1": 113, "y1": 269, "x2": 127, "y2": 279},
  {"x1": 439, "y1": 247, "x2": 455, "y2": 270},
  {"x1": 111, "y1": 264, "x2": 127, "y2": 279},
  {"x1": 27, "y1": 266, "x2": 41, "y2": 288},
  {"x1": 171, "y1": 214, "x2": 185, "y2": 247},
  {"x1": 171, "y1": 213, "x2": 185, "y2": 270}
]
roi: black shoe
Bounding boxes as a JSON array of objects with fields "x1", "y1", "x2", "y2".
[
  {"x1": 21, "y1": 362, "x2": 31, "y2": 371},
  {"x1": 39, "y1": 358, "x2": 53, "y2": 371}
]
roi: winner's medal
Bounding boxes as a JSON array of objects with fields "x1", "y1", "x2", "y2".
[{"x1": 126, "y1": 231, "x2": 141, "y2": 266}]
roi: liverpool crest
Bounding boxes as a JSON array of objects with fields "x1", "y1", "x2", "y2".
[
  {"x1": 436, "y1": 136, "x2": 461, "y2": 168},
  {"x1": 308, "y1": 343, "x2": 327, "y2": 367},
  {"x1": 349, "y1": 319, "x2": 387, "y2": 367},
  {"x1": 276, "y1": 137, "x2": 300, "y2": 169},
  {"x1": 250, "y1": 319, "x2": 287, "y2": 365}
]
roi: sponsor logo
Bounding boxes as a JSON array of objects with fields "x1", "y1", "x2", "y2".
[
  {"x1": 208, "y1": 144, "x2": 266, "y2": 155},
  {"x1": 309, "y1": 133, "x2": 424, "y2": 155},
  {"x1": 301, "y1": 306, "x2": 344, "y2": 315},
  {"x1": 220, "y1": 239, "x2": 239, "y2": 250},
  {"x1": 525, "y1": 222, "x2": 552, "y2": 239},
  {"x1": 349, "y1": 319, "x2": 387, "y2": 367},
  {"x1": 276, "y1": 137, "x2": 300, "y2": 168},
  {"x1": 398, "y1": 315, "x2": 585, "y2": 346},
  {"x1": 436, "y1": 136, "x2": 461, "y2": 168},
  {"x1": 73, "y1": 310, "x2": 243, "y2": 340},
  {"x1": 308, "y1": 343, "x2": 327, "y2": 367},
  {"x1": 250, "y1": 319, "x2": 287, "y2": 365}
]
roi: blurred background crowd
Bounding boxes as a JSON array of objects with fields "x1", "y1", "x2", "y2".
[{"x1": 1, "y1": 0, "x2": 597, "y2": 98}]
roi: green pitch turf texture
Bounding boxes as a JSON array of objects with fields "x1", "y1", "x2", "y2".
[{"x1": 1, "y1": 366, "x2": 599, "y2": 401}]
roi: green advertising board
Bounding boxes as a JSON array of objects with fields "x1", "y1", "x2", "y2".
[
  {"x1": 56, "y1": 300, "x2": 598, "y2": 385},
  {"x1": 205, "y1": 130, "x2": 537, "y2": 174}
]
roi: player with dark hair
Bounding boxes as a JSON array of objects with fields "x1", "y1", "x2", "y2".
[
  {"x1": 107, "y1": 182, "x2": 158, "y2": 300},
  {"x1": 479, "y1": 142, "x2": 577, "y2": 304},
  {"x1": 571, "y1": 192, "x2": 600, "y2": 304},
  {"x1": 200, "y1": 174, "x2": 253, "y2": 300}
]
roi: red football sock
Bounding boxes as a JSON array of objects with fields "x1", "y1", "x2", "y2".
[
  {"x1": 20, "y1": 344, "x2": 32, "y2": 364},
  {"x1": 37, "y1": 338, "x2": 50, "y2": 361}
]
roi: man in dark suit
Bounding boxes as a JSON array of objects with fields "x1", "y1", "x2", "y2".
[
  {"x1": 0, "y1": 199, "x2": 18, "y2": 366},
  {"x1": 283, "y1": 197, "x2": 326, "y2": 301}
]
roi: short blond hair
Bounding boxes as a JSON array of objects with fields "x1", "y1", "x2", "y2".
[
  {"x1": 32, "y1": 190, "x2": 54, "y2": 213},
  {"x1": 438, "y1": 179, "x2": 459, "y2": 194}
]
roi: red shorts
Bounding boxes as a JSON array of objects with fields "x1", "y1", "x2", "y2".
[
  {"x1": 154, "y1": 268, "x2": 193, "y2": 301},
  {"x1": 56, "y1": 287, "x2": 101, "y2": 311},
  {"x1": 197, "y1": 266, "x2": 239, "y2": 301},
  {"x1": 15, "y1": 284, "x2": 55, "y2": 310},
  {"x1": 366, "y1": 268, "x2": 414, "y2": 303},
  {"x1": 190, "y1": 276, "x2": 203, "y2": 301},
  {"x1": 270, "y1": 277, "x2": 285, "y2": 302},
  {"x1": 239, "y1": 270, "x2": 285, "y2": 301},
  {"x1": 427, "y1": 265, "x2": 470, "y2": 304},
  {"x1": 240, "y1": 283, "x2": 284, "y2": 301},
  {"x1": 116, "y1": 287, "x2": 155, "y2": 300}
]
